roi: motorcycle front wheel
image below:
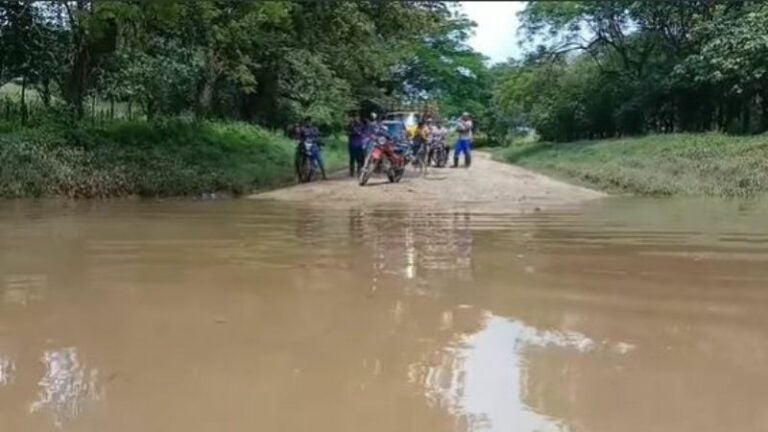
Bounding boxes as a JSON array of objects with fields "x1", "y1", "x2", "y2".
[
  {"x1": 393, "y1": 168, "x2": 404, "y2": 183},
  {"x1": 359, "y1": 156, "x2": 375, "y2": 186},
  {"x1": 298, "y1": 157, "x2": 313, "y2": 183}
]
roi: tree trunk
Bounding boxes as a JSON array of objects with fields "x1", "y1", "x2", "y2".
[
  {"x1": 144, "y1": 97, "x2": 156, "y2": 121},
  {"x1": 741, "y1": 97, "x2": 751, "y2": 134},
  {"x1": 760, "y1": 91, "x2": 768, "y2": 133},
  {"x1": 20, "y1": 76, "x2": 27, "y2": 126},
  {"x1": 40, "y1": 78, "x2": 51, "y2": 108},
  {"x1": 61, "y1": 1, "x2": 93, "y2": 119},
  {"x1": 196, "y1": 53, "x2": 219, "y2": 118},
  {"x1": 109, "y1": 98, "x2": 115, "y2": 120},
  {"x1": 62, "y1": 43, "x2": 90, "y2": 119}
]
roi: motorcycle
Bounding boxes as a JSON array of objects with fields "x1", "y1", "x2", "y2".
[
  {"x1": 296, "y1": 140, "x2": 319, "y2": 183},
  {"x1": 358, "y1": 135, "x2": 406, "y2": 186},
  {"x1": 427, "y1": 136, "x2": 448, "y2": 168}
]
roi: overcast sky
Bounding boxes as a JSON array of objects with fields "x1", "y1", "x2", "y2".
[{"x1": 460, "y1": 1, "x2": 528, "y2": 64}]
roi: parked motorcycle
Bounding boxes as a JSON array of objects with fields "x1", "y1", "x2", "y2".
[
  {"x1": 358, "y1": 135, "x2": 406, "y2": 186},
  {"x1": 296, "y1": 140, "x2": 319, "y2": 183}
]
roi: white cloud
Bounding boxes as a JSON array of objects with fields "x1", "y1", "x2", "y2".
[{"x1": 460, "y1": 1, "x2": 527, "y2": 64}]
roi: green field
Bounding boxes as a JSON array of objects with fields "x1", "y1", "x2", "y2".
[{"x1": 494, "y1": 133, "x2": 768, "y2": 198}]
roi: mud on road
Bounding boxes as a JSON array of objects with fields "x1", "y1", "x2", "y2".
[{"x1": 251, "y1": 152, "x2": 603, "y2": 211}]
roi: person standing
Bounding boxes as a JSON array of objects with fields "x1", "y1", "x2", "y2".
[
  {"x1": 296, "y1": 117, "x2": 327, "y2": 180},
  {"x1": 453, "y1": 112, "x2": 473, "y2": 168},
  {"x1": 347, "y1": 112, "x2": 365, "y2": 177}
]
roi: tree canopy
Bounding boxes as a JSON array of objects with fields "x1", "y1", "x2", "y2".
[
  {"x1": 0, "y1": 0, "x2": 490, "y2": 128},
  {"x1": 489, "y1": 0, "x2": 768, "y2": 142}
]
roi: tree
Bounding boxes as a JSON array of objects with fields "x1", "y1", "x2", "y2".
[{"x1": 487, "y1": 0, "x2": 768, "y2": 142}]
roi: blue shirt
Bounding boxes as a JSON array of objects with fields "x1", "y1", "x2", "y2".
[{"x1": 348, "y1": 121, "x2": 364, "y2": 148}]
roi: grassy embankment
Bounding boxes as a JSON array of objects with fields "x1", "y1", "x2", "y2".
[
  {"x1": 494, "y1": 133, "x2": 768, "y2": 198},
  {"x1": 0, "y1": 119, "x2": 346, "y2": 198}
]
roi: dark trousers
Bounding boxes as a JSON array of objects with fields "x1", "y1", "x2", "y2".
[{"x1": 349, "y1": 145, "x2": 365, "y2": 176}]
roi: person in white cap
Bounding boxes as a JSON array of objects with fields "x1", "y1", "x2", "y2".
[{"x1": 453, "y1": 112, "x2": 473, "y2": 168}]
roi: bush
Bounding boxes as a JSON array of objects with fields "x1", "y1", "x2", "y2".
[
  {"x1": 0, "y1": 119, "x2": 344, "y2": 198},
  {"x1": 494, "y1": 133, "x2": 768, "y2": 198}
]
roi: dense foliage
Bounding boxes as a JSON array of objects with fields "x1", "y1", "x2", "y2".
[
  {"x1": 0, "y1": 1, "x2": 489, "y2": 128},
  {"x1": 0, "y1": 1, "x2": 494, "y2": 198},
  {"x1": 489, "y1": 0, "x2": 768, "y2": 142},
  {"x1": 0, "y1": 120, "x2": 346, "y2": 197}
]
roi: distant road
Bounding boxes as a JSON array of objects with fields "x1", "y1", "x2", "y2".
[{"x1": 251, "y1": 152, "x2": 603, "y2": 212}]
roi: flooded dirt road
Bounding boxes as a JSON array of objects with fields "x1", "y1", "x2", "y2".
[
  {"x1": 1, "y1": 198, "x2": 768, "y2": 431},
  {"x1": 252, "y1": 153, "x2": 604, "y2": 212}
]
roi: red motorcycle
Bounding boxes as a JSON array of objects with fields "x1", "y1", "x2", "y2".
[{"x1": 358, "y1": 135, "x2": 406, "y2": 186}]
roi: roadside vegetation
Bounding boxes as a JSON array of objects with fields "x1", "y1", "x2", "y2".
[
  {"x1": 486, "y1": 2, "x2": 768, "y2": 143},
  {"x1": 4, "y1": 1, "x2": 768, "y2": 199},
  {"x1": 0, "y1": 120, "x2": 346, "y2": 198},
  {"x1": 0, "y1": 1, "x2": 488, "y2": 198},
  {"x1": 482, "y1": 2, "x2": 768, "y2": 198},
  {"x1": 495, "y1": 133, "x2": 768, "y2": 198}
]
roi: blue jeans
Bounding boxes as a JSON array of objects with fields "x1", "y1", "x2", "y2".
[
  {"x1": 454, "y1": 138, "x2": 472, "y2": 159},
  {"x1": 311, "y1": 148, "x2": 324, "y2": 170}
]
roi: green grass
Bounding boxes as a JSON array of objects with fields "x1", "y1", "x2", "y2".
[
  {"x1": 493, "y1": 133, "x2": 768, "y2": 198},
  {"x1": 0, "y1": 119, "x2": 345, "y2": 198}
]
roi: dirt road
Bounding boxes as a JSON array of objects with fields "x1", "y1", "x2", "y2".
[{"x1": 251, "y1": 152, "x2": 603, "y2": 211}]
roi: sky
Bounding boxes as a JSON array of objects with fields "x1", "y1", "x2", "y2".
[{"x1": 460, "y1": 1, "x2": 528, "y2": 64}]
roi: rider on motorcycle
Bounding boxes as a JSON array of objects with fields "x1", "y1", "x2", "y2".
[
  {"x1": 295, "y1": 117, "x2": 327, "y2": 180},
  {"x1": 362, "y1": 112, "x2": 384, "y2": 154},
  {"x1": 434, "y1": 120, "x2": 450, "y2": 155}
]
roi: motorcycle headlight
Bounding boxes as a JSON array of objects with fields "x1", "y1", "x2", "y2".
[{"x1": 377, "y1": 136, "x2": 387, "y2": 145}]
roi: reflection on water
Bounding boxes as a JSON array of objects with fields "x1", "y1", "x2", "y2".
[
  {"x1": 358, "y1": 209, "x2": 475, "y2": 296},
  {"x1": 0, "y1": 198, "x2": 767, "y2": 431},
  {"x1": 413, "y1": 312, "x2": 633, "y2": 432},
  {"x1": 4, "y1": 274, "x2": 46, "y2": 305},
  {"x1": 0, "y1": 356, "x2": 15, "y2": 386},
  {"x1": 29, "y1": 348, "x2": 101, "y2": 427}
]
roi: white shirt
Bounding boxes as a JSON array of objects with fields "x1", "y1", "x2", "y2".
[{"x1": 458, "y1": 119, "x2": 473, "y2": 139}]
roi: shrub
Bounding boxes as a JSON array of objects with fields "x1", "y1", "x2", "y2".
[{"x1": 0, "y1": 119, "x2": 344, "y2": 198}]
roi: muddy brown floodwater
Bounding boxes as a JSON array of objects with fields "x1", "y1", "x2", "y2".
[{"x1": 1, "y1": 197, "x2": 768, "y2": 432}]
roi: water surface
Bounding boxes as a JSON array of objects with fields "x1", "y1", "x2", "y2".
[{"x1": 1, "y1": 198, "x2": 767, "y2": 431}]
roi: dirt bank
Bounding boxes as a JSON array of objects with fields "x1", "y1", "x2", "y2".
[{"x1": 250, "y1": 152, "x2": 604, "y2": 211}]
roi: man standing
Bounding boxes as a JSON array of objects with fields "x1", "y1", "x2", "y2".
[
  {"x1": 347, "y1": 112, "x2": 365, "y2": 177},
  {"x1": 453, "y1": 112, "x2": 473, "y2": 168}
]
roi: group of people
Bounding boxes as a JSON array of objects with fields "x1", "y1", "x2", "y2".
[
  {"x1": 293, "y1": 111, "x2": 474, "y2": 180},
  {"x1": 345, "y1": 112, "x2": 474, "y2": 177}
]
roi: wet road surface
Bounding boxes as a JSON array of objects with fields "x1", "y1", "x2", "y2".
[{"x1": 1, "y1": 198, "x2": 767, "y2": 431}]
